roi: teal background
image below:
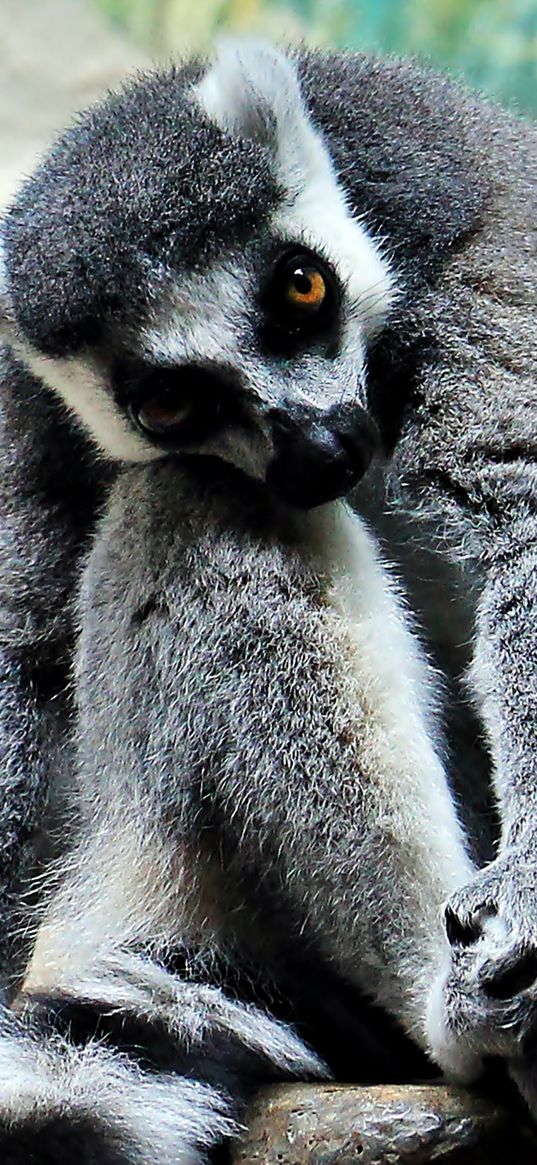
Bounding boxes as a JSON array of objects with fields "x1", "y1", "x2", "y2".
[{"x1": 95, "y1": 0, "x2": 537, "y2": 117}]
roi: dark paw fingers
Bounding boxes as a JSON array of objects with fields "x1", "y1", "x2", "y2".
[
  {"x1": 444, "y1": 900, "x2": 496, "y2": 949},
  {"x1": 444, "y1": 903, "x2": 480, "y2": 948}
]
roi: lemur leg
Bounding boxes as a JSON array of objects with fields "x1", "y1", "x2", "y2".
[{"x1": 25, "y1": 464, "x2": 476, "y2": 1076}]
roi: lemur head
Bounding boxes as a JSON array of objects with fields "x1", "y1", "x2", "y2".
[{"x1": 0, "y1": 40, "x2": 395, "y2": 508}]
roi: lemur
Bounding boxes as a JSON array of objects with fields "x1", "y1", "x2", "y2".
[{"x1": 0, "y1": 38, "x2": 535, "y2": 1163}]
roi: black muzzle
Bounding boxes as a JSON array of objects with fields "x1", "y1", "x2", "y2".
[{"x1": 267, "y1": 404, "x2": 379, "y2": 509}]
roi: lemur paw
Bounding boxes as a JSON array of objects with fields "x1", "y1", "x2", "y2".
[{"x1": 430, "y1": 851, "x2": 537, "y2": 1080}]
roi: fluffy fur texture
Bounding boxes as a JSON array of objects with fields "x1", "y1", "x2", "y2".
[
  {"x1": 13, "y1": 460, "x2": 474, "y2": 1158},
  {"x1": 0, "y1": 999, "x2": 239, "y2": 1165},
  {"x1": 0, "y1": 36, "x2": 535, "y2": 1161}
]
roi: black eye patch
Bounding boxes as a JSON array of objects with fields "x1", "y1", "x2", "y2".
[{"x1": 111, "y1": 359, "x2": 247, "y2": 448}]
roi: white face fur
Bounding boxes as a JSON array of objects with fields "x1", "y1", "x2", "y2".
[{"x1": 0, "y1": 40, "x2": 395, "y2": 493}]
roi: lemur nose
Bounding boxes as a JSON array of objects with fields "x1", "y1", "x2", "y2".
[{"x1": 267, "y1": 406, "x2": 378, "y2": 509}]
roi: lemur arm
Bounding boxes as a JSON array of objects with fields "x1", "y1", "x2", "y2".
[
  {"x1": 381, "y1": 213, "x2": 537, "y2": 1078},
  {"x1": 393, "y1": 466, "x2": 537, "y2": 1107},
  {"x1": 473, "y1": 500, "x2": 537, "y2": 850}
]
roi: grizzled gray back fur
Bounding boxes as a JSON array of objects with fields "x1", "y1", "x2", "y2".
[{"x1": 0, "y1": 36, "x2": 535, "y2": 1163}]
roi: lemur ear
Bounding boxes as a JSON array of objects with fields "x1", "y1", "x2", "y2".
[{"x1": 194, "y1": 39, "x2": 329, "y2": 199}]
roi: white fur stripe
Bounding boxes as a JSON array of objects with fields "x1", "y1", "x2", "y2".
[
  {"x1": 194, "y1": 40, "x2": 396, "y2": 337},
  {"x1": 9, "y1": 337, "x2": 156, "y2": 462}
]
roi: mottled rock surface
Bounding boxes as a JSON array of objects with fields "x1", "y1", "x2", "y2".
[{"x1": 233, "y1": 1083, "x2": 537, "y2": 1164}]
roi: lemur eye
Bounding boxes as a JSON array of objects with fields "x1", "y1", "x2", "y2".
[
  {"x1": 286, "y1": 266, "x2": 326, "y2": 311},
  {"x1": 125, "y1": 363, "x2": 235, "y2": 448},
  {"x1": 136, "y1": 390, "x2": 192, "y2": 436},
  {"x1": 263, "y1": 249, "x2": 339, "y2": 335}
]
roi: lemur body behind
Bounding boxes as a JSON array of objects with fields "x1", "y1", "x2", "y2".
[{"x1": 0, "y1": 37, "x2": 535, "y2": 1161}]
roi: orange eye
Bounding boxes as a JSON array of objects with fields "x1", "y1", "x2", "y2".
[
  {"x1": 262, "y1": 248, "x2": 339, "y2": 338},
  {"x1": 286, "y1": 266, "x2": 327, "y2": 312}
]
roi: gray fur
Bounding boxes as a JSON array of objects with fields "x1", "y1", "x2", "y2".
[
  {"x1": 15, "y1": 456, "x2": 474, "y2": 1159},
  {"x1": 371, "y1": 81, "x2": 537, "y2": 1078},
  {"x1": 0, "y1": 999, "x2": 238, "y2": 1165},
  {"x1": 48, "y1": 462, "x2": 471, "y2": 1020},
  {"x1": 0, "y1": 35, "x2": 535, "y2": 1157}
]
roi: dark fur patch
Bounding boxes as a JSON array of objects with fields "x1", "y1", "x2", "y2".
[
  {"x1": 0, "y1": 1111, "x2": 135, "y2": 1165},
  {"x1": 3, "y1": 63, "x2": 279, "y2": 354},
  {"x1": 27, "y1": 992, "x2": 186, "y2": 1075},
  {"x1": 297, "y1": 51, "x2": 493, "y2": 285}
]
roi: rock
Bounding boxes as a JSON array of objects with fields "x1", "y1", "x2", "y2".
[{"x1": 232, "y1": 1082, "x2": 537, "y2": 1164}]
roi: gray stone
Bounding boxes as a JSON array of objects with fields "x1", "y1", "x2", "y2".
[{"x1": 233, "y1": 1083, "x2": 537, "y2": 1164}]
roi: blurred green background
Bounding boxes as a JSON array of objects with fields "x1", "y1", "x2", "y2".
[{"x1": 94, "y1": 0, "x2": 537, "y2": 116}]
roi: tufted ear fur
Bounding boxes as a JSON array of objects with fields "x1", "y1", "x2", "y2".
[{"x1": 193, "y1": 39, "x2": 332, "y2": 202}]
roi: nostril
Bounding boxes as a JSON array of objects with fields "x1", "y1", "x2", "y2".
[
  {"x1": 339, "y1": 429, "x2": 375, "y2": 477},
  {"x1": 327, "y1": 401, "x2": 379, "y2": 458}
]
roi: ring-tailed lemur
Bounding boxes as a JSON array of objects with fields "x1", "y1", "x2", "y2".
[{"x1": 0, "y1": 37, "x2": 535, "y2": 1161}]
